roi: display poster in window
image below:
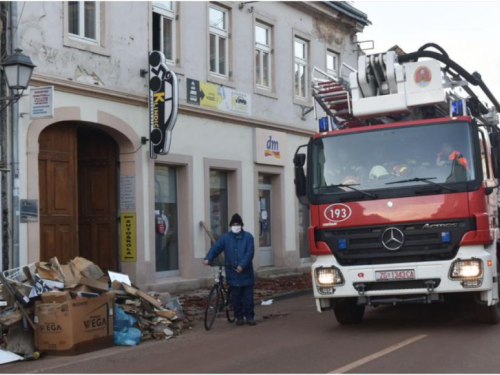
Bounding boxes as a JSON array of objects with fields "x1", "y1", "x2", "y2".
[
  {"x1": 149, "y1": 50, "x2": 179, "y2": 158},
  {"x1": 121, "y1": 212, "x2": 137, "y2": 262},
  {"x1": 20, "y1": 199, "x2": 38, "y2": 223},
  {"x1": 186, "y1": 78, "x2": 252, "y2": 116},
  {"x1": 30, "y1": 86, "x2": 54, "y2": 119}
]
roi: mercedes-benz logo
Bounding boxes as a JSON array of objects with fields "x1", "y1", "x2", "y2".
[{"x1": 381, "y1": 227, "x2": 405, "y2": 251}]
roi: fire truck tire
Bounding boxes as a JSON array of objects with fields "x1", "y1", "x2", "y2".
[
  {"x1": 474, "y1": 262, "x2": 500, "y2": 324},
  {"x1": 333, "y1": 298, "x2": 365, "y2": 325}
]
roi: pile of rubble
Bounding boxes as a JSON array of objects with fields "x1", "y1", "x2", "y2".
[{"x1": 0, "y1": 256, "x2": 187, "y2": 364}]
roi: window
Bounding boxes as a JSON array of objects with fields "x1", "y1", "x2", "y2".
[
  {"x1": 209, "y1": 4, "x2": 229, "y2": 77},
  {"x1": 155, "y1": 166, "x2": 179, "y2": 273},
  {"x1": 209, "y1": 171, "x2": 229, "y2": 240},
  {"x1": 327, "y1": 50, "x2": 339, "y2": 78},
  {"x1": 255, "y1": 23, "x2": 271, "y2": 89},
  {"x1": 68, "y1": 1, "x2": 99, "y2": 44},
  {"x1": 153, "y1": 1, "x2": 175, "y2": 63},
  {"x1": 294, "y1": 37, "x2": 308, "y2": 99}
]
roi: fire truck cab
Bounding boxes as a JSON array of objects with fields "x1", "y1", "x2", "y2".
[{"x1": 294, "y1": 44, "x2": 500, "y2": 324}]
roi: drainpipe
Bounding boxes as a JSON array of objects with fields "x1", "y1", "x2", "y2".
[
  {"x1": 0, "y1": 3, "x2": 7, "y2": 271},
  {"x1": 9, "y1": 1, "x2": 19, "y2": 269}
]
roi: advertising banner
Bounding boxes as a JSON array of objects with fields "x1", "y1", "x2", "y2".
[
  {"x1": 186, "y1": 78, "x2": 251, "y2": 116},
  {"x1": 149, "y1": 51, "x2": 178, "y2": 158}
]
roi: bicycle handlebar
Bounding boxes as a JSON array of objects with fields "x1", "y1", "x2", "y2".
[{"x1": 208, "y1": 263, "x2": 237, "y2": 270}]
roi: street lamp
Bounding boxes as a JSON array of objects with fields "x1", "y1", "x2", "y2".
[{"x1": 1, "y1": 48, "x2": 36, "y2": 98}]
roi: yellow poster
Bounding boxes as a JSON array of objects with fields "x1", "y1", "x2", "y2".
[
  {"x1": 200, "y1": 81, "x2": 221, "y2": 109},
  {"x1": 121, "y1": 213, "x2": 137, "y2": 262}
]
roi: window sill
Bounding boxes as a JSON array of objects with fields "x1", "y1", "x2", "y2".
[
  {"x1": 64, "y1": 36, "x2": 110, "y2": 57},
  {"x1": 254, "y1": 86, "x2": 278, "y2": 100},
  {"x1": 207, "y1": 74, "x2": 235, "y2": 89},
  {"x1": 293, "y1": 96, "x2": 313, "y2": 107},
  {"x1": 167, "y1": 64, "x2": 185, "y2": 76}
]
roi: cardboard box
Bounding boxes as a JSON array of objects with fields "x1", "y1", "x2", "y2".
[
  {"x1": 41, "y1": 291, "x2": 72, "y2": 304},
  {"x1": 35, "y1": 292, "x2": 115, "y2": 356}
]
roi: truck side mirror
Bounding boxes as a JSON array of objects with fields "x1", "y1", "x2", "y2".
[{"x1": 294, "y1": 153, "x2": 308, "y2": 205}]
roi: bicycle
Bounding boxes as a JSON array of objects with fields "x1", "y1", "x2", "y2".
[{"x1": 204, "y1": 264, "x2": 236, "y2": 330}]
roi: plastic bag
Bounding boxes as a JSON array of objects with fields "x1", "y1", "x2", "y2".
[
  {"x1": 114, "y1": 306, "x2": 137, "y2": 332},
  {"x1": 114, "y1": 327, "x2": 141, "y2": 347}
]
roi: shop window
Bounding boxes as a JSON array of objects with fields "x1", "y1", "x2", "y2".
[
  {"x1": 210, "y1": 170, "x2": 229, "y2": 240},
  {"x1": 154, "y1": 165, "x2": 179, "y2": 273},
  {"x1": 68, "y1": 1, "x2": 99, "y2": 44},
  {"x1": 152, "y1": 1, "x2": 176, "y2": 64}
]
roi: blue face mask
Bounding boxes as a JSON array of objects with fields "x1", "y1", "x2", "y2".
[{"x1": 231, "y1": 226, "x2": 242, "y2": 234}]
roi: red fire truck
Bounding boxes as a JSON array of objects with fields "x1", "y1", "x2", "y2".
[{"x1": 294, "y1": 44, "x2": 500, "y2": 324}]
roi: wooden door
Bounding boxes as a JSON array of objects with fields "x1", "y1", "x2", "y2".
[
  {"x1": 77, "y1": 128, "x2": 118, "y2": 271},
  {"x1": 39, "y1": 124, "x2": 78, "y2": 263}
]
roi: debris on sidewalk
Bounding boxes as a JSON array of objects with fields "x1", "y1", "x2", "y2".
[
  {"x1": 261, "y1": 299, "x2": 273, "y2": 306},
  {"x1": 0, "y1": 257, "x2": 189, "y2": 363}
]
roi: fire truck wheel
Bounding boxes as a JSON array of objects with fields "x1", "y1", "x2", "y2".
[
  {"x1": 333, "y1": 298, "x2": 365, "y2": 325},
  {"x1": 474, "y1": 262, "x2": 500, "y2": 324}
]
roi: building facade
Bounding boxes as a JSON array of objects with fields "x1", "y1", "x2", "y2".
[{"x1": 4, "y1": 1, "x2": 369, "y2": 289}]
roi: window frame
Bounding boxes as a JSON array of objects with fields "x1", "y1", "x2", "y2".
[
  {"x1": 326, "y1": 49, "x2": 340, "y2": 78},
  {"x1": 209, "y1": 3, "x2": 230, "y2": 78},
  {"x1": 294, "y1": 36, "x2": 309, "y2": 101},
  {"x1": 68, "y1": 1, "x2": 100, "y2": 45},
  {"x1": 255, "y1": 22, "x2": 272, "y2": 90},
  {"x1": 153, "y1": 1, "x2": 176, "y2": 65}
]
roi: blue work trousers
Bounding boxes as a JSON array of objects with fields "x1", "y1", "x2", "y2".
[{"x1": 230, "y1": 285, "x2": 254, "y2": 320}]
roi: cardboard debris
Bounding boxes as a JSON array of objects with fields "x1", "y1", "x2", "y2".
[
  {"x1": 108, "y1": 271, "x2": 131, "y2": 286},
  {"x1": 0, "y1": 308, "x2": 22, "y2": 327},
  {"x1": 41, "y1": 291, "x2": 72, "y2": 304},
  {"x1": 0, "y1": 255, "x2": 187, "y2": 361},
  {"x1": 72, "y1": 257, "x2": 105, "y2": 280}
]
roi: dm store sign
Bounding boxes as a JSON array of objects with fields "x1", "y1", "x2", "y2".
[{"x1": 255, "y1": 128, "x2": 286, "y2": 166}]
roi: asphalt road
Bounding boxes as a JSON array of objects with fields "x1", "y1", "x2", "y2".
[{"x1": 4, "y1": 293, "x2": 500, "y2": 373}]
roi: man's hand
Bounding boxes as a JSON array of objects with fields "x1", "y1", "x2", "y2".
[
  {"x1": 203, "y1": 259, "x2": 210, "y2": 266},
  {"x1": 236, "y1": 266, "x2": 243, "y2": 273}
]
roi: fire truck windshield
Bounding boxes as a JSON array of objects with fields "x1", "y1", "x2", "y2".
[{"x1": 312, "y1": 121, "x2": 476, "y2": 196}]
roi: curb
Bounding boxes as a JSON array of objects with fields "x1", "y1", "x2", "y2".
[{"x1": 263, "y1": 289, "x2": 313, "y2": 302}]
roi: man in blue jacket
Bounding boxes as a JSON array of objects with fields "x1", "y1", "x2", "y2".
[{"x1": 203, "y1": 214, "x2": 256, "y2": 326}]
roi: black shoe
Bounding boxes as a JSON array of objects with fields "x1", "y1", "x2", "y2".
[
  {"x1": 246, "y1": 319, "x2": 256, "y2": 326},
  {"x1": 236, "y1": 318, "x2": 245, "y2": 326}
]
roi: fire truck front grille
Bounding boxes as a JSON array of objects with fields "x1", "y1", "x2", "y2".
[{"x1": 316, "y1": 219, "x2": 475, "y2": 266}]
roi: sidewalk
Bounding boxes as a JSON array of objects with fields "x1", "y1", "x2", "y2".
[{"x1": 179, "y1": 273, "x2": 313, "y2": 322}]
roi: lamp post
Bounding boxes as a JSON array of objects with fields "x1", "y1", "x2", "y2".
[{"x1": 1, "y1": 48, "x2": 36, "y2": 105}]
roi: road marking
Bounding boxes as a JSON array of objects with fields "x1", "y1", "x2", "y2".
[{"x1": 328, "y1": 334, "x2": 428, "y2": 374}]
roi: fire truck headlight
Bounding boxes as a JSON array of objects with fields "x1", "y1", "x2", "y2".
[
  {"x1": 449, "y1": 259, "x2": 483, "y2": 279},
  {"x1": 316, "y1": 267, "x2": 344, "y2": 286}
]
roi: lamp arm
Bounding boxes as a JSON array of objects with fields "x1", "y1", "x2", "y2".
[{"x1": 0, "y1": 89, "x2": 24, "y2": 113}]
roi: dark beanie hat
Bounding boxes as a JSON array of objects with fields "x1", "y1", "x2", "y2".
[{"x1": 229, "y1": 213, "x2": 244, "y2": 226}]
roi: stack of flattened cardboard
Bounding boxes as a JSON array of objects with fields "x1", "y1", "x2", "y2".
[{"x1": 111, "y1": 280, "x2": 185, "y2": 341}]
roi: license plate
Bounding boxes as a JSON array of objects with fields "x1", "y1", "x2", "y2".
[{"x1": 375, "y1": 269, "x2": 415, "y2": 281}]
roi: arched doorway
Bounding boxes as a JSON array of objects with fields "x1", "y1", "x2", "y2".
[{"x1": 38, "y1": 122, "x2": 119, "y2": 270}]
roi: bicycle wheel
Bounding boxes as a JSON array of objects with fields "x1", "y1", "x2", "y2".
[
  {"x1": 204, "y1": 286, "x2": 220, "y2": 331},
  {"x1": 225, "y1": 288, "x2": 235, "y2": 323}
]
